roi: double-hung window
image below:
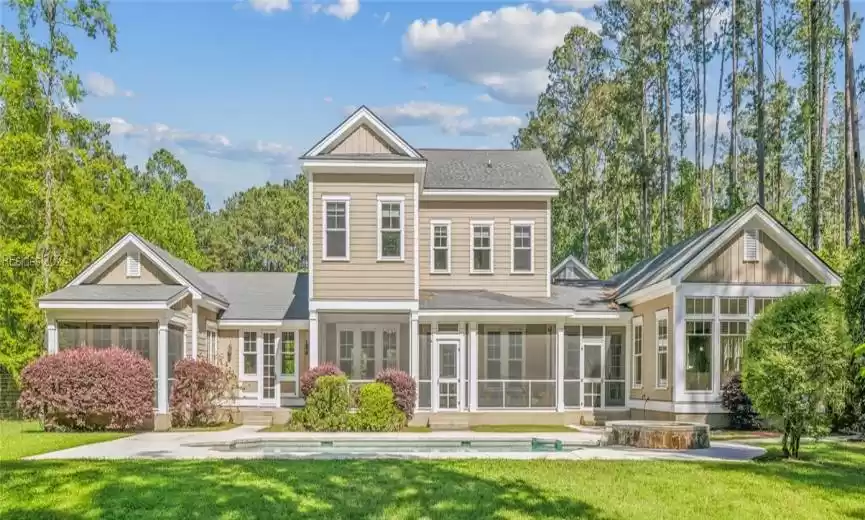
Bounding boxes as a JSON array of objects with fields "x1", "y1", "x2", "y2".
[
  {"x1": 471, "y1": 222, "x2": 494, "y2": 273},
  {"x1": 242, "y1": 331, "x2": 257, "y2": 377},
  {"x1": 207, "y1": 329, "x2": 218, "y2": 362},
  {"x1": 323, "y1": 197, "x2": 349, "y2": 260},
  {"x1": 431, "y1": 221, "x2": 451, "y2": 273},
  {"x1": 656, "y1": 311, "x2": 668, "y2": 388},
  {"x1": 378, "y1": 197, "x2": 404, "y2": 260},
  {"x1": 511, "y1": 222, "x2": 533, "y2": 273},
  {"x1": 721, "y1": 321, "x2": 747, "y2": 382},
  {"x1": 281, "y1": 332, "x2": 296, "y2": 375},
  {"x1": 632, "y1": 318, "x2": 643, "y2": 388}
]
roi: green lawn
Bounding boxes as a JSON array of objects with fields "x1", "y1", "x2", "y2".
[
  {"x1": 469, "y1": 424, "x2": 577, "y2": 433},
  {"x1": 0, "y1": 420, "x2": 129, "y2": 462},
  {"x1": 2, "y1": 440, "x2": 863, "y2": 519}
]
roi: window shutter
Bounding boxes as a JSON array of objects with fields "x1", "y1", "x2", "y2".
[
  {"x1": 126, "y1": 252, "x2": 141, "y2": 277},
  {"x1": 743, "y1": 230, "x2": 759, "y2": 262}
]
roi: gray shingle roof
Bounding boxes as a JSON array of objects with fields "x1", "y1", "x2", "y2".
[
  {"x1": 201, "y1": 273, "x2": 308, "y2": 320},
  {"x1": 135, "y1": 236, "x2": 228, "y2": 304},
  {"x1": 545, "y1": 282, "x2": 621, "y2": 312},
  {"x1": 419, "y1": 149, "x2": 558, "y2": 190},
  {"x1": 420, "y1": 290, "x2": 569, "y2": 311},
  {"x1": 40, "y1": 284, "x2": 187, "y2": 302}
]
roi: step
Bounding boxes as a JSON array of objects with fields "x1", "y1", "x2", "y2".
[{"x1": 428, "y1": 415, "x2": 471, "y2": 431}]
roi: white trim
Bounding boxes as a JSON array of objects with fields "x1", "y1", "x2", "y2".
[
  {"x1": 302, "y1": 160, "x2": 426, "y2": 171},
  {"x1": 510, "y1": 220, "x2": 535, "y2": 274},
  {"x1": 555, "y1": 322, "x2": 565, "y2": 412},
  {"x1": 468, "y1": 322, "x2": 479, "y2": 412},
  {"x1": 377, "y1": 196, "x2": 405, "y2": 261},
  {"x1": 125, "y1": 251, "x2": 141, "y2": 278},
  {"x1": 413, "y1": 182, "x2": 420, "y2": 301},
  {"x1": 469, "y1": 220, "x2": 495, "y2": 274},
  {"x1": 239, "y1": 330, "x2": 259, "y2": 382},
  {"x1": 422, "y1": 189, "x2": 558, "y2": 199},
  {"x1": 191, "y1": 301, "x2": 198, "y2": 360},
  {"x1": 303, "y1": 107, "x2": 422, "y2": 159},
  {"x1": 654, "y1": 308, "x2": 669, "y2": 389},
  {"x1": 616, "y1": 279, "x2": 675, "y2": 305},
  {"x1": 217, "y1": 319, "x2": 309, "y2": 328},
  {"x1": 157, "y1": 322, "x2": 168, "y2": 414},
  {"x1": 419, "y1": 309, "x2": 576, "y2": 318},
  {"x1": 546, "y1": 200, "x2": 552, "y2": 297},
  {"x1": 308, "y1": 176, "x2": 314, "y2": 302},
  {"x1": 309, "y1": 300, "x2": 419, "y2": 312},
  {"x1": 631, "y1": 316, "x2": 643, "y2": 389},
  {"x1": 39, "y1": 300, "x2": 180, "y2": 310},
  {"x1": 429, "y1": 220, "x2": 452, "y2": 274},
  {"x1": 626, "y1": 399, "x2": 728, "y2": 414},
  {"x1": 322, "y1": 195, "x2": 351, "y2": 261},
  {"x1": 679, "y1": 283, "x2": 811, "y2": 297},
  {"x1": 308, "y1": 311, "x2": 319, "y2": 369},
  {"x1": 69, "y1": 234, "x2": 190, "y2": 290}
]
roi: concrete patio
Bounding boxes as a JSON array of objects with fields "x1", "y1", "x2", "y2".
[{"x1": 26, "y1": 426, "x2": 767, "y2": 461}]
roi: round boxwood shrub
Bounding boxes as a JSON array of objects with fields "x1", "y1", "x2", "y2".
[
  {"x1": 375, "y1": 368, "x2": 416, "y2": 421},
  {"x1": 351, "y1": 382, "x2": 404, "y2": 432},
  {"x1": 170, "y1": 358, "x2": 236, "y2": 427},
  {"x1": 18, "y1": 347, "x2": 153, "y2": 431},
  {"x1": 293, "y1": 375, "x2": 351, "y2": 431},
  {"x1": 299, "y1": 363, "x2": 344, "y2": 397}
]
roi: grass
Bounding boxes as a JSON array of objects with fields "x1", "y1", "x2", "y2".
[
  {"x1": 2, "y1": 442, "x2": 862, "y2": 519},
  {"x1": 711, "y1": 430, "x2": 782, "y2": 442},
  {"x1": 0, "y1": 420, "x2": 129, "y2": 462},
  {"x1": 469, "y1": 424, "x2": 577, "y2": 433}
]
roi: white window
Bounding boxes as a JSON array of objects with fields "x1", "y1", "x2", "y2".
[
  {"x1": 323, "y1": 197, "x2": 349, "y2": 260},
  {"x1": 338, "y1": 330, "x2": 354, "y2": 375},
  {"x1": 754, "y1": 297, "x2": 777, "y2": 314},
  {"x1": 507, "y1": 331, "x2": 524, "y2": 377},
  {"x1": 511, "y1": 222, "x2": 533, "y2": 273},
  {"x1": 471, "y1": 221, "x2": 494, "y2": 273},
  {"x1": 484, "y1": 329, "x2": 525, "y2": 379},
  {"x1": 656, "y1": 311, "x2": 668, "y2": 388},
  {"x1": 632, "y1": 318, "x2": 643, "y2": 388},
  {"x1": 242, "y1": 331, "x2": 257, "y2": 376},
  {"x1": 430, "y1": 221, "x2": 451, "y2": 273},
  {"x1": 281, "y1": 332, "x2": 296, "y2": 376},
  {"x1": 685, "y1": 320, "x2": 713, "y2": 391},
  {"x1": 721, "y1": 321, "x2": 748, "y2": 382},
  {"x1": 486, "y1": 331, "x2": 501, "y2": 378},
  {"x1": 685, "y1": 297, "x2": 714, "y2": 316},
  {"x1": 383, "y1": 328, "x2": 398, "y2": 370},
  {"x1": 126, "y1": 252, "x2": 141, "y2": 278},
  {"x1": 743, "y1": 229, "x2": 760, "y2": 261},
  {"x1": 377, "y1": 197, "x2": 404, "y2": 260},
  {"x1": 207, "y1": 329, "x2": 218, "y2": 361},
  {"x1": 719, "y1": 297, "x2": 748, "y2": 316}
]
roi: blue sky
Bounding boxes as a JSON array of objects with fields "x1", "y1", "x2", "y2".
[{"x1": 5, "y1": 1, "x2": 865, "y2": 207}]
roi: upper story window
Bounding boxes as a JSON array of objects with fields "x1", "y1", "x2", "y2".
[
  {"x1": 126, "y1": 252, "x2": 141, "y2": 278},
  {"x1": 511, "y1": 222, "x2": 533, "y2": 273},
  {"x1": 719, "y1": 297, "x2": 748, "y2": 316},
  {"x1": 471, "y1": 221, "x2": 494, "y2": 273},
  {"x1": 431, "y1": 221, "x2": 451, "y2": 273},
  {"x1": 378, "y1": 197, "x2": 404, "y2": 261},
  {"x1": 685, "y1": 297, "x2": 714, "y2": 316},
  {"x1": 323, "y1": 197, "x2": 349, "y2": 260}
]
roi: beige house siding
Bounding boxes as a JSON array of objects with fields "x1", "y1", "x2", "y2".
[
  {"x1": 195, "y1": 307, "x2": 219, "y2": 359},
  {"x1": 312, "y1": 173, "x2": 415, "y2": 300},
  {"x1": 92, "y1": 254, "x2": 175, "y2": 285},
  {"x1": 325, "y1": 124, "x2": 399, "y2": 155},
  {"x1": 170, "y1": 296, "x2": 194, "y2": 357},
  {"x1": 629, "y1": 293, "x2": 674, "y2": 402},
  {"x1": 419, "y1": 200, "x2": 549, "y2": 298},
  {"x1": 217, "y1": 329, "x2": 239, "y2": 367},
  {"x1": 686, "y1": 220, "x2": 818, "y2": 284}
]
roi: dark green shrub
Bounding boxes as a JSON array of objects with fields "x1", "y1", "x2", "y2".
[
  {"x1": 292, "y1": 375, "x2": 350, "y2": 431},
  {"x1": 351, "y1": 382, "x2": 403, "y2": 432},
  {"x1": 720, "y1": 374, "x2": 760, "y2": 430}
]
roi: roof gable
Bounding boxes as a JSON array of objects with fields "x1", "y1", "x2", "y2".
[
  {"x1": 551, "y1": 255, "x2": 597, "y2": 281},
  {"x1": 301, "y1": 106, "x2": 421, "y2": 160}
]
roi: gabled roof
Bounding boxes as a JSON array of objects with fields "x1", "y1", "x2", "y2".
[
  {"x1": 612, "y1": 204, "x2": 842, "y2": 300},
  {"x1": 301, "y1": 106, "x2": 422, "y2": 160},
  {"x1": 202, "y1": 272, "x2": 308, "y2": 320},
  {"x1": 551, "y1": 255, "x2": 597, "y2": 281},
  {"x1": 419, "y1": 149, "x2": 558, "y2": 191},
  {"x1": 134, "y1": 236, "x2": 228, "y2": 305},
  {"x1": 40, "y1": 285, "x2": 187, "y2": 303},
  {"x1": 546, "y1": 281, "x2": 621, "y2": 312}
]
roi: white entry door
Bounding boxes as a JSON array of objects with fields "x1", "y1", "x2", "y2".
[
  {"x1": 434, "y1": 340, "x2": 461, "y2": 411},
  {"x1": 260, "y1": 331, "x2": 279, "y2": 405},
  {"x1": 581, "y1": 341, "x2": 603, "y2": 408}
]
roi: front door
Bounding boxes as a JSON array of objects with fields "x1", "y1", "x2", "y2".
[
  {"x1": 581, "y1": 341, "x2": 603, "y2": 408},
  {"x1": 260, "y1": 331, "x2": 279, "y2": 405},
  {"x1": 435, "y1": 340, "x2": 461, "y2": 411}
]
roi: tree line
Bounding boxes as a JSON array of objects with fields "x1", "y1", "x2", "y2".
[{"x1": 515, "y1": 0, "x2": 865, "y2": 278}]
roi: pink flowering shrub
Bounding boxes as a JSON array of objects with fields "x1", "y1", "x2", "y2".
[
  {"x1": 300, "y1": 363, "x2": 344, "y2": 397},
  {"x1": 170, "y1": 358, "x2": 236, "y2": 427},
  {"x1": 18, "y1": 347, "x2": 153, "y2": 431},
  {"x1": 375, "y1": 368, "x2": 416, "y2": 421}
]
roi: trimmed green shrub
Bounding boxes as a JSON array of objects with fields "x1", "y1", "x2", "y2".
[
  {"x1": 743, "y1": 287, "x2": 853, "y2": 458},
  {"x1": 292, "y1": 375, "x2": 350, "y2": 431},
  {"x1": 351, "y1": 382, "x2": 404, "y2": 432}
]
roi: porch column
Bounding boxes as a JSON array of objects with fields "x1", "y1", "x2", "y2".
[
  {"x1": 410, "y1": 312, "x2": 419, "y2": 410},
  {"x1": 431, "y1": 321, "x2": 439, "y2": 413},
  {"x1": 556, "y1": 322, "x2": 565, "y2": 412},
  {"x1": 46, "y1": 320, "x2": 58, "y2": 355},
  {"x1": 308, "y1": 311, "x2": 319, "y2": 369},
  {"x1": 190, "y1": 301, "x2": 198, "y2": 360},
  {"x1": 468, "y1": 322, "x2": 478, "y2": 412},
  {"x1": 157, "y1": 321, "x2": 169, "y2": 414}
]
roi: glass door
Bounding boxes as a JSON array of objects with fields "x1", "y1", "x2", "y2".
[
  {"x1": 581, "y1": 342, "x2": 603, "y2": 408},
  {"x1": 436, "y1": 340, "x2": 460, "y2": 410},
  {"x1": 261, "y1": 331, "x2": 278, "y2": 404},
  {"x1": 279, "y1": 331, "x2": 297, "y2": 397}
]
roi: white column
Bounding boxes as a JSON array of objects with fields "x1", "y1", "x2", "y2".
[
  {"x1": 431, "y1": 321, "x2": 439, "y2": 413},
  {"x1": 157, "y1": 322, "x2": 169, "y2": 414},
  {"x1": 190, "y1": 301, "x2": 199, "y2": 360},
  {"x1": 459, "y1": 321, "x2": 466, "y2": 410},
  {"x1": 556, "y1": 322, "x2": 565, "y2": 412},
  {"x1": 308, "y1": 311, "x2": 319, "y2": 369},
  {"x1": 469, "y1": 322, "x2": 478, "y2": 412},
  {"x1": 410, "y1": 313, "x2": 419, "y2": 409},
  {"x1": 46, "y1": 320, "x2": 58, "y2": 355}
]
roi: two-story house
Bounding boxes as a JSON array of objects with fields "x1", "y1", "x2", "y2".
[{"x1": 38, "y1": 107, "x2": 841, "y2": 430}]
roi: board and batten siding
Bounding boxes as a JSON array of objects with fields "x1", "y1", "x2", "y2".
[
  {"x1": 326, "y1": 124, "x2": 399, "y2": 155},
  {"x1": 92, "y1": 253, "x2": 176, "y2": 285},
  {"x1": 312, "y1": 173, "x2": 416, "y2": 300},
  {"x1": 629, "y1": 293, "x2": 674, "y2": 402},
  {"x1": 418, "y1": 200, "x2": 549, "y2": 298},
  {"x1": 685, "y1": 219, "x2": 818, "y2": 284}
]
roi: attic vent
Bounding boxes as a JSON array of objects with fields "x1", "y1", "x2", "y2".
[
  {"x1": 743, "y1": 229, "x2": 760, "y2": 262},
  {"x1": 126, "y1": 252, "x2": 141, "y2": 277}
]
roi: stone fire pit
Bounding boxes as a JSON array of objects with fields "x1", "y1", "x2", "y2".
[{"x1": 604, "y1": 421, "x2": 710, "y2": 450}]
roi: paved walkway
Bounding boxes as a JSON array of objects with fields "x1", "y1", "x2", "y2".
[{"x1": 27, "y1": 426, "x2": 766, "y2": 462}]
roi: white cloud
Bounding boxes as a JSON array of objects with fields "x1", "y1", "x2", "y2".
[
  {"x1": 84, "y1": 72, "x2": 133, "y2": 98},
  {"x1": 546, "y1": 0, "x2": 604, "y2": 8},
  {"x1": 442, "y1": 115, "x2": 522, "y2": 137},
  {"x1": 369, "y1": 101, "x2": 469, "y2": 127},
  {"x1": 401, "y1": 5, "x2": 600, "y2": 105},
  {"x1": 248, "y1": 0, "x2": 291, "y2": 13},
  {"x1": 476, "y1": 93, "x2": 494, "y2": 103},
  {"x1": 61, "y1": 98, "x2": 79, "y2": 115},
  {"x1": 381, "y1": 12, "x2": 390, "y2": 24},
  {"x1": 325, "y1": 0, "x2": 359, "y2": 20},
  {"x1": 323, "y1": 96, "x2": 333, "y2": 103},
  {"x1": 107, "y1": 117, "x2": 293, "y2": 166}
]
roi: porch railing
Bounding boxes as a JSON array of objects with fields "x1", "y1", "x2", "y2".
[{"x1": 476, "y1": 379, "x2": 556, "y2": 409}]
